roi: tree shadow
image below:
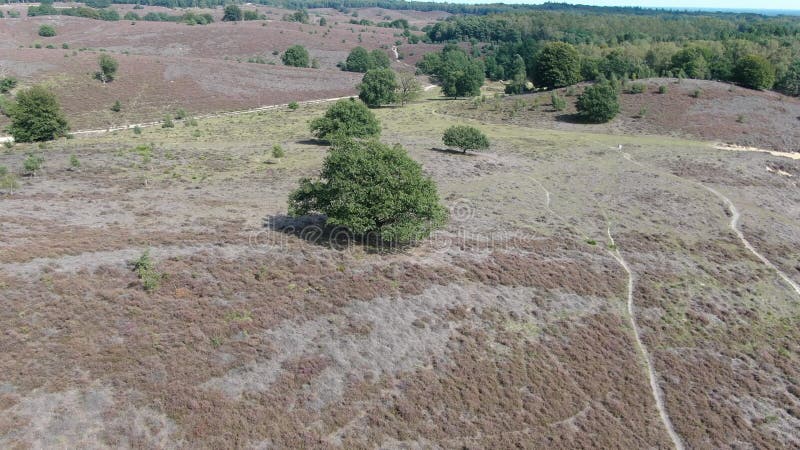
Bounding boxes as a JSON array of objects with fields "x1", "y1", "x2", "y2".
[
  {"x1": 296, "y1": 138, "x2": 328, "y2": 146},
  {"x1": 262, "y1": 214, "x2": 408, "y2": 252},
  {"x1": 555, "y1": 113, "x2": 597, "y2": 124},
  {"x1": 429, "y1": 147, "x2": 477, "y2": 156}
]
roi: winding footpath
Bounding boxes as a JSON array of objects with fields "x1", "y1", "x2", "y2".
[
  {"x1": 529, "y1": 171, "x2": 683, "y2": 449},
  {"x1": 702, "y1": 186, "x2": 800, "y2": 297},
  {"x1": 606, "y1": 228, "x2": 686, "y2": 450}
]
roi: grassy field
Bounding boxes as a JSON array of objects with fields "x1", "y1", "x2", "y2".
[{"x1": 1, "y1": 85, "x2": 800, "y2": 448}]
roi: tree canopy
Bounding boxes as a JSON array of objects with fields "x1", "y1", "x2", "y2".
[
  {"x1": 282, "y1": 45, "x2": 310, "y2": 67},
  {"x1": 309, "y1": 98, "x2": 381, "y2": 141},
  {"x1": 8, "y1": 85, "x2": 70, "y2": 142},
  {"x1": 442, "y1": 125, "x2": 490, "y2": 153},
  {"x1": 534, "y1": 42, "x2": 581, "y2": 88},
  {"x1": 288, "y1": 139, "x2": 448, "y2": 244},
  {"x1": 358, "y1": 69, "x2": 397, "y2": 107},
  {"x1": 734, "y1": 54, "x2": 776, "y2": 90},
  {"x1": 222, "y1": 4, "x2": 242, "y2": 21}
]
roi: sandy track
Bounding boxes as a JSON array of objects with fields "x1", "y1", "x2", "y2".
[
  {"x1": 702, "y1": 186, "x2": 800, "y2": 298},
  {"x1": 606, "y1": 227, "x2": 685, "y2": 450}
]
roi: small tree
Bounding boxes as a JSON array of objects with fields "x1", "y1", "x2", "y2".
[
  {"x1": 8, "y1": 85, "x2": 69, "y2": 142},
  {"x1": 358, "y1": 68, "x2": 397, "y2": 107},
  {"x1": 344, "y1": 47, "x2": 371, "y2": 72},
  {"x1": 23, "y1": 153, "x2": 44, "y2": 177},
  {"x1": 282, "y1": 45, "x2": 310, "y2": 68},
  {"x1": 96, "y1": 54, "x2": 118, "y2": 83},
  {"x1": 576, "y1": 80, "x2": 619, "y2": 123},
  {"x1": 309, "y1": 98, "x2": 380, "y2": 141},
  {"x1": 734, "y1": 54, "x2": 776, "y2": 90},
  {"x1": 111, "y1": 100, "x2": 121, "y2": 112},
  {"x1": 442, "y1": 125, "x2": 489, "y2": 153},
  {"x1": 288, "y1": 139, "x2": 447, "y2": 243},
  {"x1": 222, "y1": 4, "x2": 242, "y2": 21},
  {"x1": 396, "y1": 72, "x2": 422, "y2": 106},
  {"x1": 319, "y1": 17, "x2": 327, "y2": 26},
  {"x1": 38, "y1": 25, "x2": 56, "y2": 37}
]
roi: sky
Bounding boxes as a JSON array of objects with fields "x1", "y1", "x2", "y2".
[{"x1": 438, "y1": 0, "x2": 800, "y2": 11}]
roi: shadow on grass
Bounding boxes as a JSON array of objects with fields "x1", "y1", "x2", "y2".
[
  {"x1": 555, "y1": 113, "x2": 609, "y2": 124},
  {"x1": 296, "y1": 138, "x2": 328, "y2": 146},
  {"x1": 263, "y1": 214, "x2": 410, "y2": 252},
  {"x1": 430, "y1": 147, "x2": 478, "y2": 156}
]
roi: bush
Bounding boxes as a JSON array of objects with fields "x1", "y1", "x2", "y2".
[
  {"x1": 551, "y1": 92, "x2": 566, "y2": 111},
  {"x1": 23, "y1": 153, "x2": 44, "y2": 176},
  {"x1": 174, "y1": 108, "x2": 188, "y2": 119},
  {"x1": 282, "y1": 45, "x2": 310, "y2": 67},
  {"x1": 534, "y1": 42, "x2": 581, "y2": 88},
  {"x1": 222, "y1": 4, "x2": 242, "y2": 21},
  {"x1": 576, "y1": 80, "x2": 619, "y2": 123},
  {"x1": 162, "y1": 115, "x2": 174, "y2": 128},
  {"x1": 658, "y1": 85, "x2": 668, "y2": 94},
  {"x1": 96, "y1": 54, "x2": 118, "y2": 82},
  {"x1": 0, "y1": 165, "x2": 19, "y2": 194},
  {"x1": 243, "y1": 10, "x2": 259, "y2": 21},
  {"x1": 0, "y1": 77, "x2": 17, "y2": 93},
  {"x1": 309, "y1": 98, "x2": 380, "y2": 141},
  {"x1": 133, "y1": 125, "x2": 142, "y2": 135},
  {"x1": 442, "y1": 125, "x2": 490, "y2": 153},
  {"x1": 38, "y1": 25, "x2": 56, "y2": 37},
  {"x1": 132, "y1": 249, "x2": 163, "y2": 292},
  {"x1": 288, "y1": 101, "x2": 299, "y2": 110},
  {"x1": 111, "y1": 100, "x2": 121, "y2": 112},
  {"x1": 734, "y1": 54, "x2": 776, "y2": 90},
  {"x1": 272, "y1": 144, "x2": 285, "y2": 159},
  {"x1": 8, "y1": 86, "x2": 69, "y2": 142},
  {"x1": 628, "y1": 82, "x2": 645, "y2": 94},
  {"x1": 69, "y1": 154, "x2": 81, "y2": 169},
  {"x1": 690, "y1": 89, "x2": 702, "y2": 98},
  {"x1": 288, "y1": 139, "x2": 447, "y2": 244},
  {"x1": 358, "y1": 68, "x2": 397, "y2": 107}
]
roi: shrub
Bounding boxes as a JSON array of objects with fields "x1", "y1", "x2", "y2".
[
  {"x1": 96, "y1": 54, "x2": 118, "y2": 82},
  {"x1": 111, "y1": 100, "x2": 121, "y2": 112},
  {"x1": 272, "y1": 144, "x2": 285, "y2": 159},
  {"x1": 62, "y1": 43, "x2": 69, "y2": 49},
  {"x1": 534, "y1": 42, "x2": 581, "y2": 88},
  {"x1": 222, "y1": 4, "x2": 242, "y2": 21},
  {"x1": 243, "y1": 10, "x2": 259, "y2": 20},
  {"x1": 133, "y1": 125, "x2": 142, "y2": 135},
  {"x1": 551, "y1": 92, "x2": 566, "y2": 111},
  {"x1": 23, "y1": 153, "x2": 44, "y2": 176},
  {"x1": 309, "y1": 98, "x2": 380, "y2": 141},
  {"x1": 162, "y1": 115, "x2": 174, "y2": 128},
  {"x1": 0, "y1": 77, "x2": 17, "y2": 93},
  {"x1": 282, "y1": 45, "x2": 310, "y2": 67},
  {"x1": 734, "y1": 54, "x2": 776, "y2": 90},
  {"x1": 442, "y1": 125, "x2": 490, "y2": 153},
  {"x1": 288, "y1": 101, "x2": 299, "y2": 110},
  {"x1": 132, "y1": 249, "x2": 163, "y2": 292},
  {"x1": 288, "y1": 139, "x2": 447, "y2": 244},
  {"x1": 8, "y1": 85, "x2": 69, "y2": 142},
  {"x1": 690, "y1": 89, "x2": 702, "y2": 98},
  {"x1": 628, "y1": 82, "x2": 645, "y2": 94},
  {"x1": 174, "y1": 108, "x2": 188, "y2": 119},
  {"x1": 0, "y1": 165, "x2": 20, "y2": 194},
  {"x1": 69, "y1": 154, "x2": 81, "y2": 169},
  {"x1": 38, "y1": 25, "x2": 56, "y2": 37},
  {"x1": 358, "y1": 68, "x2": 397, "y2": 107},
  {"x1": 658, "y1": 85, "x2": 668, "y2": 94},
  {"x1": 576, "y1": 80, "x2": 620, "y2": 123}
]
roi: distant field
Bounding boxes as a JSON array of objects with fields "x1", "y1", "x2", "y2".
[
  {"x1": 1, "y1": 86, "x2": 799, "y2": 448},
  {"x1": 0, "y1": 6, "x2": 441, "y2": 129}
]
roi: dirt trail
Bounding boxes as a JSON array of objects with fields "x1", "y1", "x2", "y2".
[
  {"x1": 527, "y1": 170, "x2": 683, "y2": 449},
  {"x1": 606, "y1": 227, "x2": 685, "y2": 450},
  {"x1": 702, "y1": 186, "x2": 800, "y2": 297}
]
